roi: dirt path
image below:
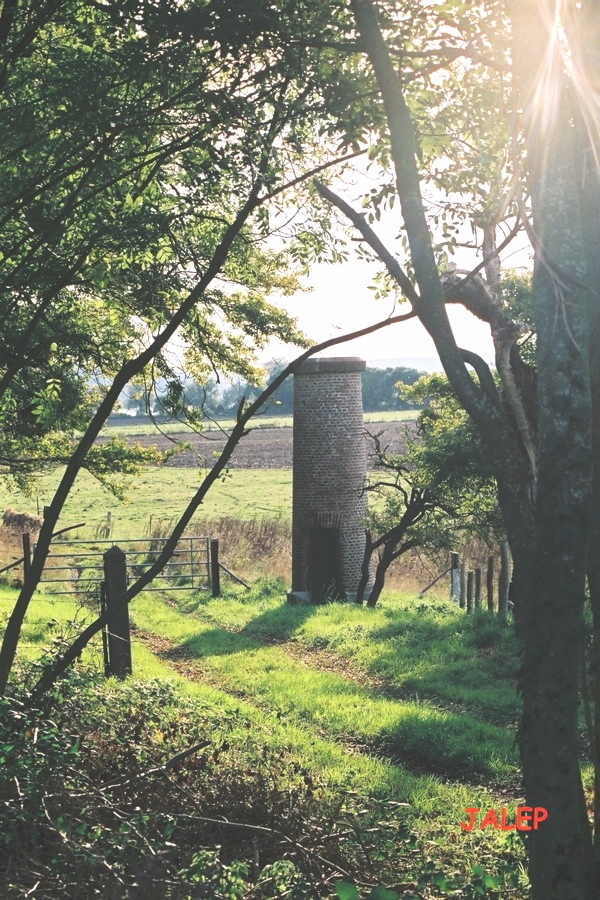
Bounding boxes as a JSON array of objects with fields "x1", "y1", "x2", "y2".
[{"x1": 132, "y1": 619, "x2": 520, "y2": 794}]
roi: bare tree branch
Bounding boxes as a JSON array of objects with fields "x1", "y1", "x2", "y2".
[{"x1": 314, "y1": 179, "x2": 420, "y2": 306}]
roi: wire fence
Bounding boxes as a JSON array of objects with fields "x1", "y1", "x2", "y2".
[{"x1": 34, "y1": 536, "x2": 212, "y2": 598}]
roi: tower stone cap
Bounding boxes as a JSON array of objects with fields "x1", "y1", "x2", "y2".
[{"x1": 295, "y1": 357, "x2": 366, "y2": 375}]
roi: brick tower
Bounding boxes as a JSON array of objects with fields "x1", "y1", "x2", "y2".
[{"x1": 288, "y1": 357, "x2": 368, "y2": 603}]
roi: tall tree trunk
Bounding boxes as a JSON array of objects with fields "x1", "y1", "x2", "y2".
[
  {"x1": 565, "y1": 1, "x2": 600, "y2": 875},
  {"x1": 511, "y1": 5, "x2": 595, "y2": 893},
  {"x1": 580, "y1": 140, "x2": 600, "y2": 882},
  {"x1": 498, "y1": 540, "x2": 511, "y2": 618}
]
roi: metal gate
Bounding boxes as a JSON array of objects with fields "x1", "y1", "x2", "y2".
[{"x1": 35, "y1": 536, "x2": 212, "y2": 597}]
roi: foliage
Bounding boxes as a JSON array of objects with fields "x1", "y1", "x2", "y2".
[
  {"x1": 259, "y1": 359, "x2": 296, "y2": 417},
  {"x1": 0, "y1": 673, "x2": 326, "y2": 897},
  {"x1": 362, "y1": 274, "x2": 535, "y2": 588},
  {"x1": 360, "y1": 366, "x2": 506, "y2": 605},
  {"x1": 497, "y1": 271, "x2": 535, "y2": 366},
  {"x1": 361, "y1": 448, "x2": 437, "y2": 606},
  {"x1": 361, "y1": 367, "x2": 423, "y2": 413},
  {"x1": 314, "y1": 0, "x2": 600, "y2": 892},
  {"x1": 1, "y1": 0, "x2": 404, "y2": 694},
  {"x1": 397, "y1": 375, "x2": 504, "y2": 550},
  {"x1": 1, "y1": 0, "x2": 312, "y2": 487},
  {"x1": 171, "y1": 360, "x2": 423, "y2": 421},
  {"x1": 0, "y1": 0, "x2": 379, "y2": 484}
]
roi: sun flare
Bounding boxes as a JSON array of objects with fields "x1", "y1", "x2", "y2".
[{"x1": 525, "y1": 1, "x2": 600, "y2": 162}]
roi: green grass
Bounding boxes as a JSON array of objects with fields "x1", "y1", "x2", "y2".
[
  {"x1": 0, "y1": 467, "x2": 292, "y2": 538},
  {"x1": 171, "y1": 589, "x2": 521, "y2": 726},
  {"x1": 104, "y1": 414, "x2": 294, "y2": 436},
  {"x1": 0, "y1": 583, "x2": 526, "y2": 885},
  {"x1": 0, "y1": 585, "x2": 101, "y2": 668},
  {"x1": 130, "y1": 587, "x2": 519, "y2": 785},
  {"x1": 0, "y1": 581, "x2": 530, "y2": 894}
]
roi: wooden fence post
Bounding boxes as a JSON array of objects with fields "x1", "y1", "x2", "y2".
[
  {"x1": 21, "y1": 532, "x2": 31, "y2": 582},
  {"x1": 498, "y1": 540, "x2": 511, "y2": 618},
  {"x1": 459, "y1": 560, "x2": 467, "y2": 609},
  {"x1": 99, "y1": 582, "x2": 110, "y2": 677},
  {"x1": 487, "y1": 556, "x2": 495, "y2": 613},
  {"x1": 103, "y1": 545, "x2": 132, "y2": 678},
  {"x1": 474, "y1": 567, "x2": 482, "y2": 610},
  {"x1": 466, "y1": 570, "x2": 474, "y2": 613},
  {"x1": 210, "y1": 539, "x2": 220, "y2": 597},
  {"x1": 450, "y1": 552, "x2": 460, "y2": 601}
]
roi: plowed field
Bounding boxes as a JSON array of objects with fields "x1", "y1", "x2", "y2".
[{"x1": 113, "y1": 420, "x2": 413, "y2": 469}]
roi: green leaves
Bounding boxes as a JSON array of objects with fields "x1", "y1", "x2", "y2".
[
  {"x1": 399, "y1": 374, "x2": 504, "y2": 549},
  {"x1": 2, "y1": 0, "x2": 364, "y2": 487},
  {"x1": 83, "y1": 438, "x2": 163, "y2": 498},
  {"x1": 32, "y1": 378, "x2": 62, "y2": 426}
]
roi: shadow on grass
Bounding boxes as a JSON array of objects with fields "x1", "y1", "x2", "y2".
[
  {"x1": 149, "y1": 592, "x2": 520, "y2": 778},
  {"x1": 154, "y1": 625, "x2": 518, "y2": 783},
  {"x1": 157, "y1": 597, "x2": 320, "y2": 661},
  {"x1": 238, "y1": 601, "x2": 320, "y2": 642}
]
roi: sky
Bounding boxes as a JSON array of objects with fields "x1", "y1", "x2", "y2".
[{"x1": 264, "y1": 192, "x2": 533, "y2": 371}]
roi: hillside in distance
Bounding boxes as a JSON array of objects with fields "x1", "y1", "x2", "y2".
[{"x1": 367, "y1": 356, "x2": 442, "y2": 372}]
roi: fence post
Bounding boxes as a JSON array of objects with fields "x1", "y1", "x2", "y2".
[
  {"x1": 21, "y1": 532, "x2": 31, "y2": 582},
  {"x1": 450, "y1": 552, "x2": 460, "y2": 601},
  {"x1": 486, "y1": 556, "x2": 494, "y2": 613},
  {"x1": 206, "y1": 537, "x2": 211, "y2": 589},
  {"x1": 210, "y1": 539, "x2": 220, "y2": 597},
  {"x1": 189, "y1": 538, "x2": 195, "y2": 589},
  {"x1": 474, "y1": 567, "x2": 482, "y2": 610},
  {"x1": 459, "y1": 560, "x2": 467, "y2": 609},
  {"x1": 99, "y1": 582, "x2": 110, "y2": 677},
  {"x1": 103, "y1": 545, "x2": 132, "y2": 678},
  {"x1": 498, "y1": 540, "x2": 511, "y2": 618},
  {"x1": 466, "y1": 570, "x2": 474, "y2": 613}
]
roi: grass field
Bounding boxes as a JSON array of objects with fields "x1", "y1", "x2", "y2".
[
  {"x1": 102, "y1": 408, "x2": 421, "y2": 437},
  {"x1": 0, "y1": 466, "x2": 293, "y2": 539},
  {"x1": 0, "y1": 580, "x2": 529, "y2": 896}
]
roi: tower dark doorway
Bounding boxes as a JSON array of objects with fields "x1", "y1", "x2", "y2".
[{"x1": 308, "y1": 527, "x2": 343, "y2": 601}]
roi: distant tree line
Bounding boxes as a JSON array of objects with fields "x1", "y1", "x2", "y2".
[
  {"x1": 361, "y1": 366, "x2": 422, "y2": 412},
  {"x1": 119, "y1": 361, "x2": 424, "y2": 418}
]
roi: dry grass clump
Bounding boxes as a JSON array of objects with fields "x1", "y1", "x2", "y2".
[
  {"x1": 143, "y1": 514, "x2": 493, "y2": 597},
  {"x1": 0, "y1": 525, "x2": 24, "y2": 587},
  {"x1": 0, "y1": 508, "x2": 44, "y2": 586},
  {"x1": 380, "y1": 538, "x2": 502, "y2": 598},
  {"x1": 2, "y1": 508, "x2": 43, "y2": 535},
  {"x1": 145, "y1": 514, "x2": 292, "y2": 583},
  {"x1": 191, "y1": 515, "x2": 292, "y2": 582}
]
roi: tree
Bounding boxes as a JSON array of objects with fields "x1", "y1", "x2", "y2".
[
  {"x1": 27, "y1": 312, "x2": 415, "y2": 700},
  {"x1": 400, "y1": 374, "x2": 503, "y2": 547},
  {"x1": 313, "y1": 0, "x2": 599, "y2": 894},
  {"x1": 261, "y1": 359, "x2": 295, "y2": 416},
  {"x1": 357, "y1": 432, "x2": 437, "y2": 606},
  {"x1": 0, "y1": 0, "x2": 384, "y2": 692},
  {"x1": 361, "y1": 365, "x2": 422, "y2": 412},
  {"x1": 358, "y1": 373, "x2": 504, "y2": 608},
  {"x1": 0, "y1": 0, "x2": 309, "y2": 479}
]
